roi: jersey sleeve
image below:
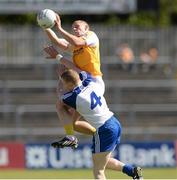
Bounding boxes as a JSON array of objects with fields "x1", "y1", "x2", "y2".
[
  {"x1": 79, "y1": 71, "x2": 89, "y2": 81},
  {"x1": 79, "y1": 71, "x2": 95, "y2": 87},
  {"x1": 62, "y1": 92, "x2": 77, "y2": 109},
  {"x1": 84, "y1": 31, "x2": 99, "y2": 47}
]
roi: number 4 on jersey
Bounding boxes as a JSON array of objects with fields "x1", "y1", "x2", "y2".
[{"x1": 90, "y1": 91, "x2": 102, "y2": 110}]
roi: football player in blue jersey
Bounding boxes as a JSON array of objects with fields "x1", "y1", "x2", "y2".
[
  {"x1": 55, "y1": 69, "x2": 143, "y2": 180},
  {"x1": 44, "y1": 45, "x2": 104, "y2": 149}
]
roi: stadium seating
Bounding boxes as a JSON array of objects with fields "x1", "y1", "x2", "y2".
[
  {"x1": 0, "y1": 62, "x2": 177, "y2": 143},
  {"x1": 0, "y1": 25, "x2": 176, "y2": 143}
]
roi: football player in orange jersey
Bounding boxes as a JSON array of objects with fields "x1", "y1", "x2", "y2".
[{"x1": 43, "y1": 14, "x2": 104, "y2": 148}]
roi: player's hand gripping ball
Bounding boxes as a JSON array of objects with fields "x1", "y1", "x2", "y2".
[{"x1": 37, "y1": 9, "x2": 56, "y2": 29}]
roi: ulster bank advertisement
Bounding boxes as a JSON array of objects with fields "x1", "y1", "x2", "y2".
[{"x1": 0, "y1": 141, "x2": 176, "y2": 169}]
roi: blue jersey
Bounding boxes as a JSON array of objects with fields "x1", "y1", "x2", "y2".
[{"x1": 62, "y1": 71, "x2": 113, "y2": 129}]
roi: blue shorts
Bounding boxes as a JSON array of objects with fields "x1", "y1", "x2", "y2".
[{"x1": 92, "y1": 116, "x2": 122, "y2": 154}]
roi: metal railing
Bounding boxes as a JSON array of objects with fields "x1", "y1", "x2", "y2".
[
  {"x1": 0, "y1": 78, "x2": 177, "y2": 140},
  {"x1": 0, "y1": 103, "x2": 177, "y2": 138},
  {"x1": 0, "y1": 25, "x2": 176, "y2": 67},
  {"x1": 0, "y1": 24, "x2": 177, "y2": 141},
  {"x1": 0, "y1": 79, "x2": 176, "y2": 89}
]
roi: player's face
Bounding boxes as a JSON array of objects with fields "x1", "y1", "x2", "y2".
[
  {"x1": 72, "y1": 22, "x2": 88, "y2": 37},
  {"x1": 61, "y1": 79, "x2": 74, "y2": 91}
]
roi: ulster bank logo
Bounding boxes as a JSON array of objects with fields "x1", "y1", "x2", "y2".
[{"x1": 25, "y1": 144, "x2": 92, "y2": 168}]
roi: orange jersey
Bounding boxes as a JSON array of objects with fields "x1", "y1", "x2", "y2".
[{"x1": 72, "y1": 31, "x2": 102, "y2": 76}]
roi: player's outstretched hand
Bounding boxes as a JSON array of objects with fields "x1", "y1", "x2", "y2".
[{"x1": 43, "y1": 45, "x2": 59, "y2": 59}]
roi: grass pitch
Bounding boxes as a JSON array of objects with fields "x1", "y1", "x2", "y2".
[{"x1": 0, "y1": 168, "x2": 176, "y2": 179}]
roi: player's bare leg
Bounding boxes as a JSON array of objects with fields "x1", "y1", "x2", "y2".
[
  {"x1": 51, "y1": 97, "x2": 78, "y2": 149},
  {"x1": 106, "y1": 157, "x2": 143, "y2": 180},
  {"x1": 56, "y1": 99, "x2": 74, "y2": 134},
  {"x1": 92, "y1": 151, "x2": 112, "y2": 180},
  {"x1": 106, "y1": 157, "x2": 125, "y2": 171}
]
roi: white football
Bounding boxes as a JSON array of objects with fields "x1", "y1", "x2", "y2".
[{"x1": 37, "y1": 9, "x2": 56, "y2": 29}]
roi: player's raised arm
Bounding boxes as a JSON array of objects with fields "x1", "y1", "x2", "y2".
[
  {"x1": 43, "y1": 45, "x2": 81, "y2": 73},
  {"x1": 37, "y1": 9, "x2": 72, "y2": 51},
  {"x1": 54, "y1": 14, "x2": 87, "y2": 47},
  {"x1": 45, "y1": 29, "x2": 72, "y2": 51}
]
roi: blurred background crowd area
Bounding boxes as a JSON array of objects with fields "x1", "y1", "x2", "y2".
[{"x1": 0, "y1": 0, "x2": 177, "y2": 144}]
